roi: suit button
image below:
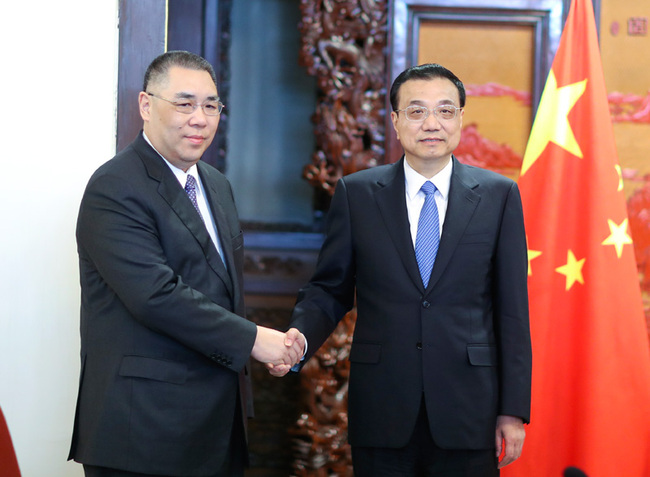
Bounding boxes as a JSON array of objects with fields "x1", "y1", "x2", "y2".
[
  {"x1": 416, "y1": 342, "x2": 423, "y2": 350},
  {"x1": 422, "y1": 301, "x2": 431, "y2": 308}
]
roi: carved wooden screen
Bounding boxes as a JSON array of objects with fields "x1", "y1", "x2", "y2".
[{"x1": 298, "y1": 0, "x2": 390, "y2": 206}]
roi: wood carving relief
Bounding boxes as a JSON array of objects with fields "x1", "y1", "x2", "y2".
[
  {"x1": 293, "y1": 1, "x2": 388, "y2": 474},
  {"x1": 291, "y1": 310, "x2": 356, "y2": 476},
  {"x1": 298, "y1": 0, "x2": 389, "y2": 196}
]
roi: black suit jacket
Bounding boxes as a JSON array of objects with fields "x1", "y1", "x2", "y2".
[
  {"x1": 68, "y1": 133, "x2": 257, "y2": 475},
  {"x1": 291, "y1": 157, "x2": 532, "y2": 450}
]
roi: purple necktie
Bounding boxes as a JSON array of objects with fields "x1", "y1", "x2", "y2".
[
  {"x1": 185, "y1": 175, "x2": 204, "y2": 221},
  {"x1": 415, "y1": 181, "x2": 440, "y2": 288}
]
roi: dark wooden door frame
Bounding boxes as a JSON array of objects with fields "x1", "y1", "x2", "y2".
[{"x1": 116, "y1": 0, "x2": 166, "y2": 153}]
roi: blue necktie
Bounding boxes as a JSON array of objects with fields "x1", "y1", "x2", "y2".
[
  {"x1": 415, "y1": 181, "x2": 440, "y2": 288},
  {"x1": 185, "y1": 175, "x2": 204, "y2": 222}
]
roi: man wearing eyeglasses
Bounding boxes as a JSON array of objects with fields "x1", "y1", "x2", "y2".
[
  {"x1": 69, "y1": 51, "x2": 305, "y2": 477},
  {"x1": 284, "y1": 63, "x2": 532, "y2": 476}
]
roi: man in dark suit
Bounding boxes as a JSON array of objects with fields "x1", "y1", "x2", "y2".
[
  {"x1": 69, "y1": 51, "x2": 304, "y2": 477},
  {"x1": 283, "y1": 64, "x2": 532, "y2": 475}
]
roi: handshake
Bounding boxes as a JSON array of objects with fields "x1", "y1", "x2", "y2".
[{"x1": 251, "y1": 326, "x2": 306, "y2": 377}]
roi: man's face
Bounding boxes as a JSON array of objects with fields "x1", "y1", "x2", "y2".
[
  {"x1": 390, "y1": 77, "x2": 464, "y2": 170},
  {"x1": 140, "y1": 66, "x2": 220, "y2": 171}
]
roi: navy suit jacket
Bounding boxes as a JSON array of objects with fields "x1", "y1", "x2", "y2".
[
  {"x1": 69, "y1": 132, "x2": 257, "y2": 475},
  {"x1": 291, "y1": 157, "x2": 532, "y2": 450}
]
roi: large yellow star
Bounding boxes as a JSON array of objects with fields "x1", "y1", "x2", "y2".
[
  {"x1": 601, "y1": 218, "x2": 632, "y2": 258},
  {"x1": 520, "y1": 71, "x2": 588, "y2": 176},
  {"x1": 555, "y1": 250, "x2": 586, "y2": 290}
]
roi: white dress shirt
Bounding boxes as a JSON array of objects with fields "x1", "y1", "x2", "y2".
[{"x1": 404, "y1": 158, "x2": 453, "y2": 248}]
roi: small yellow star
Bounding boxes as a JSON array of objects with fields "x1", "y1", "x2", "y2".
[
  {"x1": 527, "y1": 248, "x2": 542, "y2": 276},
  {"x1": 601, "y1": 218, "x2": 632, "y2": 258},
  {"x1": 555, "y1": 250, "x2": 586, "y2": 290},
  {"x1": 521, "y1": 71, "x2": 587, "y2": 176}
]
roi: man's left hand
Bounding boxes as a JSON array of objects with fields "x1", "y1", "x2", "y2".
[{"x1": 495, "y1": 415, "x2": 525, "y2": 468}]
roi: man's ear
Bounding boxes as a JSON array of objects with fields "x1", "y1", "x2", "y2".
[
  {"x1": 138, "y1": 91, "x2": 151, "y2": 121},
  {"x1": 390, "y1": 110, "x2": 400, "y2": 140}
]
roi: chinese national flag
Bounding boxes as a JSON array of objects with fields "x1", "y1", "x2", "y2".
[{"x1": 505, "y1": 0, "x2": 650, "y2": 476}]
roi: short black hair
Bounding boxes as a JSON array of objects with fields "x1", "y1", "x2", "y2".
[
  {"x1": 142, "y1": 50, "x2": 217, "y2": 92},
  {"x1": 389, "y1": 63, "x2": 466, "y2": 110}
]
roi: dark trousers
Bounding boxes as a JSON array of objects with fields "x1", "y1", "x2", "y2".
[{"x1": 352, "y1": 397, "x2": 499, "y2": 477}]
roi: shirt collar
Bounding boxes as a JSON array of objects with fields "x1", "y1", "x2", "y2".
[{"x1": 404, "y1": 157, "x2": 453, "y2": 200}]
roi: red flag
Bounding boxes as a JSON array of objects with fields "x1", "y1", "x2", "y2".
[
  {"x1": 506, "y1": 0, "x2": 650, "y2": 476},
  {"x1": 0, "y1": 407, "x2": 21, "y2": 477}
]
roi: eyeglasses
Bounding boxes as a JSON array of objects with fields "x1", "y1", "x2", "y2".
[
  {"x1": 147, "y1": 92, "x2": 224, "y2": 116},
  {"x1": 394, "y1": 104, "x2": 462, "y2": 122}
]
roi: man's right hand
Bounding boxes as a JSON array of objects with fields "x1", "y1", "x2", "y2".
[{"x1": 250, "y1": 326, "x2": 305, "y2": 370}]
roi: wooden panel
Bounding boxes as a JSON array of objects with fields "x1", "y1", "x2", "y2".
[{"x1": 418, "y1": 21, "x2": 535, "y2": 157}]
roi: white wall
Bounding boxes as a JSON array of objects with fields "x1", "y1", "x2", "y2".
[{"x1": 0, "y1": 1, "x2": 119, "y2": 476}]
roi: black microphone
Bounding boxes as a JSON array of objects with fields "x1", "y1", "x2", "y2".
[{"x1": 564, "y1": 467, "x2": 588, "y2": 477}]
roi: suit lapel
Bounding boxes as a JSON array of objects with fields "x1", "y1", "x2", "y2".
[
  {"x1": 374, "y1": 159, "x2": 425, "y2": 291},
  {"x1": 426, "y1": 158, "x2": 480, "y2": 291},
  {"x1": 135, "y1": 135, "x2": 234, "y2": 294},
  {"x1": 197, "y1": 162, "x2": 237, "y2": 294}
]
